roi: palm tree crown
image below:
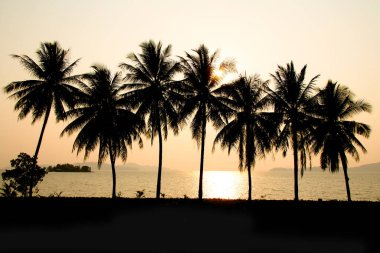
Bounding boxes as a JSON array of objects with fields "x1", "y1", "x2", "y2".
[
  {"x1": 119, "y1": 40, "x2": 182, "y2": 199},
  {"x1": 213, "y1": 75, "x2": 277, "y2": 200},
  {"x1": 5, "y1": 42, "x2": 81, "y2": 122},
  {"x1": 265, "y1": 61, "x2": 320, "y2": 201},
  {"x1": 310, "y1": 80, "x2": 371, "y2": 201},
  {"x1": 178, "y1": 44, "x2": 235, "y2": 199},
  {"x1": 4, "y1": 41, "x2": 81, "y2": 197},
  {"x1": 61, "y1": 65, "x2": 144, "y2": 198}
]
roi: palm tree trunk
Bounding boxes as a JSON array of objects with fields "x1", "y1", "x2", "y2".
[
  {"x1": 246, "y1": 124, "x2": 253, "y2": 201},
  {"x1": 341, "y1": 158, "x2": 352, "y2": 202},
  {"x1": 292, "y1": 125, "x2": 299, "y2": 201},
  {"x1": 247, "y1": 164, "x2": 252, "y2": 201},
  {"x1": 30, "y1": 106, "x2": 52, "y2": 197},
  {"x1": 109, "y1": 143, "x2": 117, "y2": 199},
  {"x1": 198, "y1": 108, "x2": 206, "y2": 200},
  {"x1": 156, "y1": 119, "x2": 163, "y2": 199}
]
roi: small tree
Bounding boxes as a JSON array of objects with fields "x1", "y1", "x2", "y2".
[
  {"x1": 0, "y1": 181, "x2": 18, "y2": 197},
  {"x1": 1, "y1": 153, "x2": 47, "y2": 197}
]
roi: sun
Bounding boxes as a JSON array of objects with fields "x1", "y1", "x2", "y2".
[{"x1": 213, "y1": 68, "x2": 224, "y2": 78}]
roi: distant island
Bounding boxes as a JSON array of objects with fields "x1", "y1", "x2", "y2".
[{"x1": 46, "y1": 163, "x2": 91, "y2": 172}]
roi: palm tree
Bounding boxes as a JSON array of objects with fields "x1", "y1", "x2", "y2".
[
  {"x1": 265, "y1": 61, "x2": 319, "y2": 201},
  {"x1": 310, "y1": 81, "x2": 371, "y2": 201},
  {"x1": 61, "y1": 65, "x2": 144, "y2": 199},
  {"x1": 213, "y1": 75, "x2": 277, "y2": 200},
  {"x1": 119, "y1": 40, "x2": 182, "y2": 199},
  {"x1": 4, "y1": 42, "x2": 81, "y2": 197},
  {"x1": 178, "y1": 44, "x2": 235, "y2": 200}
]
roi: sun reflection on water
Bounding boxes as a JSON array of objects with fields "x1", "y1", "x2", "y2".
[{"x1": 203, "y1": 171, "x2": 245, "y2": 199}]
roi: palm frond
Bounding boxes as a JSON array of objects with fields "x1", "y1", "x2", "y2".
[{"x1": 11, "y1": 54, "x2": 44, "y2": 78}]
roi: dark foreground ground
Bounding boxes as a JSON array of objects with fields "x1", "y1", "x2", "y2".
[{"x1": 0, "y1": 198, "x2": 379, "y2": 253}]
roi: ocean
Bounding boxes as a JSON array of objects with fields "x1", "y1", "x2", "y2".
[{"x1": 25, "y1": 168, "x2": 380, "y2": 201}]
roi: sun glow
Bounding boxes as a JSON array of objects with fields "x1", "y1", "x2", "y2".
[
  {"x1": 204, "y1": 171, "x2": 244, "y2": 199},
  {"x1": 213, "y1": 68, "x2": 224, "y2": 78}
]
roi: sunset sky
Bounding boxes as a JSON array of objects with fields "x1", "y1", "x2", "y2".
[{"x1": 0, "y1": 0, "x2": 379, "y2": 172}]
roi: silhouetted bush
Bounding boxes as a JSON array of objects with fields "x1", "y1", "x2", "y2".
[
  {"x1": 1, "y1": 153, "x2": 47, "y2": 197},
  {"x1": 135, "y1": 189, "x2": 145, "y2": 198}
]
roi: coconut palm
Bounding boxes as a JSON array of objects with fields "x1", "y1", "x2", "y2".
[
  {"x1": 61, "y1": 65, "x2": 144, "y2": 199},
  {"x1": 4, "y1": 42, "x2": 81, "y2": 197},
  {"x1": 178, "y1": 44, "x2": 235, "y2": 199},
  {"x1": 119, "y1": 40, "x2": 182, "y2": 199},
  {"x1": 265, "y1": 61, "x2": 319, "y2": 201},
  {"x1": 213, "y1": 75, "x2": 277, "y2": 200},
  {"x1": 310, "y1": 81, "x2": 371, "y2": 201}
]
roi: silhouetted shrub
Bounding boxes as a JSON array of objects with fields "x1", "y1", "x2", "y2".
[
  {"x1": 1, "y1": 153, "x2": 47, "y2": 197},
  {"x1": 135, "y1": 189, "x2": 145, "y2": 198}
]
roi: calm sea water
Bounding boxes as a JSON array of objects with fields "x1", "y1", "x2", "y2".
[{"x1": 26, "y1": 168, "x2": 380, "y2": 201}]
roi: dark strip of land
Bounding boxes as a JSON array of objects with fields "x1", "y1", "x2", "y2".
[{"x1": 0, "y1": 198, "x2": 379, "y2": 253}]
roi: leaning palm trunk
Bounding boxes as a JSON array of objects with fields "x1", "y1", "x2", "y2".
[
  {"x1": 292, "y1": 125, "x2": 299, "y2": 201},
  {"x1": 30, "y1": 107, "x2": 52, "y2": 197},
  {"x1": 156, "y1": 119, "x2": 163, "y2": 199},
  {"x1": 109, "y1": 144, "x2": 117, "y2": 199},
  {"x1": 198, "y1": 109, "x2": 207, "y2": 200},
  {"x1": 343, "y1": 166, "x2": 351, "y2": 201},
  {"x1": 341, "y1": 153, "x2": 352, "y2": 201}
]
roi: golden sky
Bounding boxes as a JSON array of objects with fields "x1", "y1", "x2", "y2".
[{"x1": 0, "y1": 0, "x2": 379, "y2": 171}]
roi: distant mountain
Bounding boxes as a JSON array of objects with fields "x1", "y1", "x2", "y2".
[
  {"x1": 350, "y1": 162, "x2": 380, "y2": 173},
  {"x1": 269, "y1": 162, "x2": 380, "y2": 173},
  {"x1": 72, "y1": 162, "x2": 170, "y2": 172},
  {"x1": 0, "y1": 162, "x2": 170, "y2": 172},
  {"x1": 270, "y1": 166, "x2": 324, "y2": 172},
  {"x1": 269, "y1": 167, "x2": 292, "y2": 172}
]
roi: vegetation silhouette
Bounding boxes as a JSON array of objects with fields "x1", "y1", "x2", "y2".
[
  {"x1": 135, "y1": 189, "x2": 146, "y2": 198},
  {"x1": 119, "y1": 40, "x2": 182, "y2": 199},
  {"x1": 3, "y1": 41, "x2": 373, "y2": 202},
  {"x1": 1, "y1": 153, "x2": 47, "y2": 197},
  {"x1": 61, "y1": 65, "x2": 144, "y2": 198},
  {"x1": 264, "y1": 61, "x2": 320, "y2": 201},
  {"x1": 4, "y1": 42, "x2": 81, "y2": 197},
  {"x1": 213, "y1": 75, "x2": 278, "y2": 200},
  {"x1": 177, "y1": 44, "x2": 236, "y2": 200},
  {"x1": 0, "y1": 181, "x2": 18, "y2": 198},
  {"x1": 46, "y1": 163, "x2": 91, "y2": 172},
  {"x1": 310, "y1": 80, "x2": 371, "y2": 201}
]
